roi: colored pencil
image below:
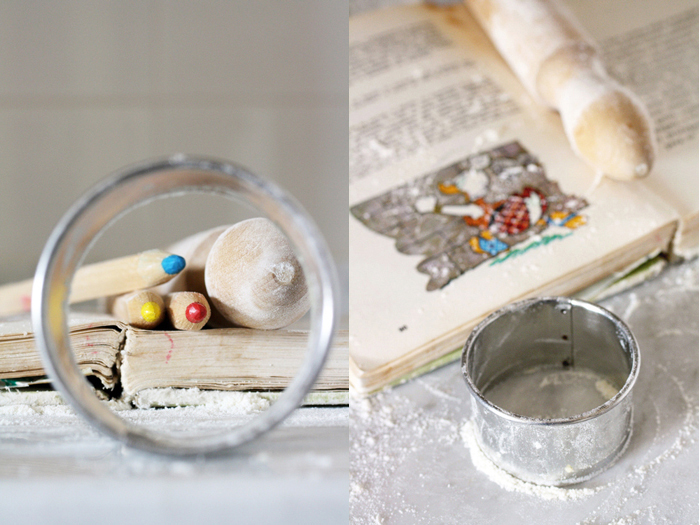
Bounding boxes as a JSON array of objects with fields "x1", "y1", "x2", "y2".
[
  {"x1": 111, "y1": 290, "x2": 165, "y2": 329},
  {"x1": 0, "y1": 249, "x2": 185, "y2": 317},
  {"x1": 165, "y1": 291, "x2": 211, "y2": 331}
]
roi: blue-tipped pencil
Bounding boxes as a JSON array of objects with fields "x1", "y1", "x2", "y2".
[{"x1": 0, "y1": 249, "x2": 186, "y2": 316}]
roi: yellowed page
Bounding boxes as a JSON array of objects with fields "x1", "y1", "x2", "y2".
[
  {"x1": 0, "y1": 313, "x2": 123, "y2": 387},
  {"x1": 563, "y1": 0, "x2": 698, "y2": 255},
  {"x1": 349, "y1": 3, "x2": 683, "y2": 392}
]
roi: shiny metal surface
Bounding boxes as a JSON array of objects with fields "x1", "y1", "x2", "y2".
[
  {"x1": 32, "y1": 155, "x2": 339, "y2": 455},
  {"x1": 462, "y1": 297, "x2": 639, "y2": 485}
]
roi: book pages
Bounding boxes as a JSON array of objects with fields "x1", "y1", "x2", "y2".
[
  {"x1": 349, "y1": 3, "x2": 693, "y2": 393},
  {"x1": 120, "y1": 328, "x2": 349, "y2": 398},
  {"x1": 0, "y1": 313, "x2": 123, "y2": 388}
]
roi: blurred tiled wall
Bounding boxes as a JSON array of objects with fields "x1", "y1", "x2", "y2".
[{"x1": 0, "y1": 0, "x2": 348, "y2": 311}]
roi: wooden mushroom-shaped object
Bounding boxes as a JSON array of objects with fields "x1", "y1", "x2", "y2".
[{"x1": 205, "y1": 218, "x2": 309, "y2": 330}]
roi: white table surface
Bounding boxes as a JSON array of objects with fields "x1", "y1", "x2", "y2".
[
  {"x1": 350, "y1": 259, "x2": 698, "y2": 524},
  {"x1": 0, "y1": 374, "x2": 348, "y2": 524}
]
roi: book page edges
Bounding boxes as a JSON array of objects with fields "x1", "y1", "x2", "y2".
[
  {"x1": 0, "y1": 314, "x2": 123, "y2": 389},
  {"x1": 120, "y1": 328, "x2": 349, "y2": 398},
  {"x1": 350, "y1": 220, "x2": 678, "y2": 395}
]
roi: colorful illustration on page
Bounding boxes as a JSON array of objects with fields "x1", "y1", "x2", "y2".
[{"x1": 351, "y1": 142, "x2": 588, "y2": 291}]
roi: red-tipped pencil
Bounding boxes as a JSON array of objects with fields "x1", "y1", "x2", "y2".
[{"x1": 165, "y1": 291, "x2": 211, "y2": 331}]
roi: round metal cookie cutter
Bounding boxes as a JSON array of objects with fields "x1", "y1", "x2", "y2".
[
  {"x1": 32, "y1": 155, "x2": 339, "y2": 456},
  {"x1": 462, "y1": 297, "x2": 639, "y2": 486}
]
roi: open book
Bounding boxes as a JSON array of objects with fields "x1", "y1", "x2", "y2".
[
  {"x1": 0, "y1": 313, "x2": 349, "y2": 404},
  {"x1": 349, "y1": 0, "x2": 698, "y2": 394}
]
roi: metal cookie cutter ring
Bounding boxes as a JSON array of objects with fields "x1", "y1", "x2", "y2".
[
  {"x1": 32, "y1": 155, "x2": 339, "y2": 456},
  {"x1": 462, "y1": 297, "x2": 639, "y2": 485}
]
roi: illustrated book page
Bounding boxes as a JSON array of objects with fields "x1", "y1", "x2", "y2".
[{"x1": 349, "y1": 0, "x2": 696, "y2": 394}]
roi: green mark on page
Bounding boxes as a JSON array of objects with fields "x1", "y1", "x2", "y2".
[{"x1": 489, "y1": 232, "x2": 573, "y2": 266}]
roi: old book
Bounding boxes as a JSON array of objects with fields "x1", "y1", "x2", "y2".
[
  {"x1": 0, "y1": 314, "x2": 349, "y2": 403},
  {"x1": 0, "y1": 313, "x2": 122, "y2": 389},
  {"x1": 349, "y1": 0, "x2": 698, "y2": 394},
  {"x1": 119, "y1": 327, "x2": 348, "y2": 399}
]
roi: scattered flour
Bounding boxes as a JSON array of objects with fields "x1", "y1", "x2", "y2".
[
  {"x1": 483, "y1": 365, "x2": 620, "y2": 418},
  {"x1": 350, "y1": 259, "x2": 698, "y2": 524},
  {"x1": 0, "y1": 388, "x2": 273, "y2": 416},
  {"x1": 0, "y1": 390, "x2": 65, "y2": 408},
  {"x1": 620, "y1": 292, "x2": 641, "y2": 323},
  {"x1": 133, "y1": 387, "x2": 271, "y2": 413},
  {"x1": 460, "y1": 420, "x2": 601, "y2": 501},
  {"x1": 595, "y1": 378, "x2": 620, "y2": 401},
  {"x1": 631, "y1": 365, "x2": 698, "y2": 477},
  {"x1": 0, "y1": 388, "x2": 348, "y2": 429}
]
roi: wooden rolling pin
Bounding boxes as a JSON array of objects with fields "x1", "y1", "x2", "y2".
[
  {"x1": 155, "y1": 218, "x2": 309, "y2": 330},
  {"x1": 205, "y1": 219, "x2": 309, "y2": 330},
  {"x1": 464, "y1": 0, "x2": 656, "y2": 180}
]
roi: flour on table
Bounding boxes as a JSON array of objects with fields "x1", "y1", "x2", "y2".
[{"x1": 460, "y1": 420, "x2": 601, "y2": 501}]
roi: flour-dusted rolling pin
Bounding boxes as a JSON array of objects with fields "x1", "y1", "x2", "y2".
[
  {"x1": 0, "y1": 249, "x2": 185, "y2": 317},
  {"x1": 464, "y1": 0, "x2": 656, "y2": 180},
  {"x1": 155, "y1": 218, "x2": 309, "y2": 330}
]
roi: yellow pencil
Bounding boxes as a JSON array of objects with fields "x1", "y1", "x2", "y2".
[
  {"x1": 465, "y1": 0, "x2": 656, "y2": 180},
  {"x1": 165, "y1": 291, "x2": 211, "y2": 331},
  {"x1": 111, "y1": 290, "x2": 166, "y2": 329},
  {"x1": 0, "y1": 249, "x2": 186, "y2": 317}
]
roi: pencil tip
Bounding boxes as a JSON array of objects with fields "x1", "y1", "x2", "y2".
[
  {"x1": 161, "y1": 254, "x2": 186, "y2": 275},
  {"x1": 185, "y1": 302, "x2": 208, "y2": 323},
  {"x1": 141, "y1": 301, "x2": 161, "y2": 322}
]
